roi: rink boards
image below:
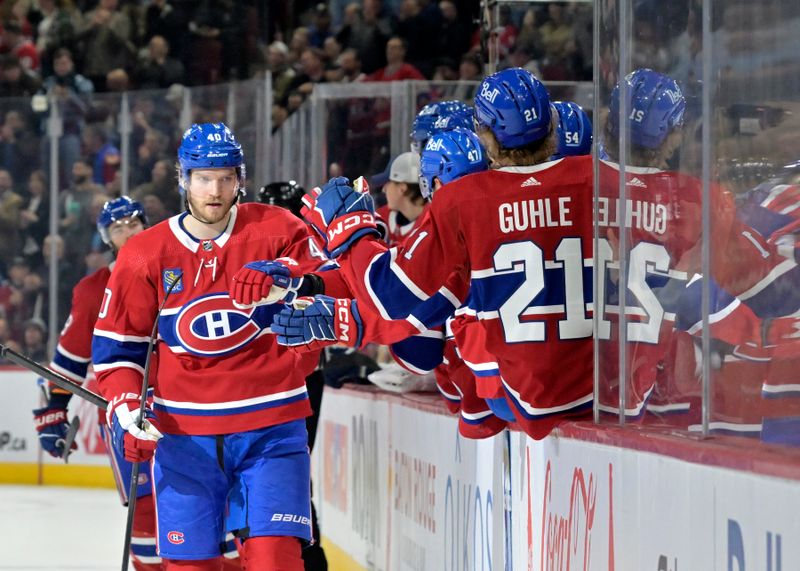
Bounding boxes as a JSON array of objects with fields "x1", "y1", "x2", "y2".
[
  {"x1": 315, "y1": 386, "x2": 800, "y2": 571},
  {"x1": 0, "y1": 367, "x2": 115, "y2": 487},
  {"x1": 3, "y1": 367, "x2": 799, "y2": 569}
]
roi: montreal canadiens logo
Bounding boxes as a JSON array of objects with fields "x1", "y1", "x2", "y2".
[
  {"x1": 167, "y1": 531, "x2": 185, "y2": 544},
  {"x1": 174, "y1": 293, "x2": 261, "y2": 356}
]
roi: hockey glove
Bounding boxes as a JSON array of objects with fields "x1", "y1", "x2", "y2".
[
  {"x1": 273, "y1": 295, "x2": 364, "y2": 352},
  {"x1": 230, "y1": 259, "x2": 304, "y2": 308},
  {"x1": 301, "y1": 176, "x2": 380, "y2": 258},
  {"x1": 33, "y1": 391, "x2": 77, "y2": 458},
  {"x1": 107, "y1": 393, "x2": 163, "y2": 463}
]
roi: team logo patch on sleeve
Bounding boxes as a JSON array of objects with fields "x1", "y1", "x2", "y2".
[{"x1": 163, "y1": 269, "x2": 184, "y2": 293}]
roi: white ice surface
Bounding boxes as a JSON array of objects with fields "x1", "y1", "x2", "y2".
[{"x1": 0, "y1": 485, "x2": 127, "y2": 570}]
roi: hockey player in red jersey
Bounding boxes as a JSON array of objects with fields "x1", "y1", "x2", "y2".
[
  {"x1": 272, "y1": 68, "x2": 596, "y2": 440},
  {"x1": 32, "y1": 197, "x2": 178, "y2": 570},
  {"x1": 92, "y1": 123, "x2": 347, "y2": 570},
  {"x1": 597, "y1": 69, "x2": 800, "y2": 422}
]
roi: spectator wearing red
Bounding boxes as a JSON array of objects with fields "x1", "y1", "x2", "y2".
[
  {"x1": 366, "y1": 36, "x2": 424, "y2": 81},
  {"x1": 1, "y1": 20, "x2": 40, "y2": 72}
]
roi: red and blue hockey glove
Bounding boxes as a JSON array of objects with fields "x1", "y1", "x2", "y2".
[
  {"x1": 230, "y1": 258, "x2": 304, "y2": 308},
  {"x1": 107, "y1": 393, "x2": 163, "y2": 463},
  {"x1": 272, "y1": 295, "x2": 364, "y2": 352},
  {"x1": 301, "y1": 176, "x2": 380, "y2": 258},
  {"x1": 33, "y1": 391, "x2": 77, "y2": 458}
]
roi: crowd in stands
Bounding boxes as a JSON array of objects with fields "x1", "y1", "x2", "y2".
[{"x1": 0, "y1": 0, "x2": 593, "y2": 357}]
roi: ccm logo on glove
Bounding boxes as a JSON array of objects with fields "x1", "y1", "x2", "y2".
[
  {"x1": 327, "y1": 212, "x2": 376, "y2": 241},
  {"x1": 336, "y1": 299, "x2": 355, "y2": 344}
]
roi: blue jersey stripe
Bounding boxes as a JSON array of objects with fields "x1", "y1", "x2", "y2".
[
  {"x1": 389, "y1": 335, "x2": 444, "y2": 374},
  {"x1": 152, "y1": 391, "x2": 308, "y2": 417},
  {"x1": 52, "y1": 351, "x2": 89, "y2": 381},
  {"x1": 91, "y1": 336, "x2": 148, "y2": 368}
]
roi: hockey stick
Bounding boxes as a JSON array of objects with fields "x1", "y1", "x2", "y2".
[
  {"x1": 62, "y1": 416, "x2": 80, "y2": 463},
  {"x1": 120, "y1": 273, "x2": 182, "y2": 571},
  {"x1": 0, "y1": 344, "x2": 108, "y2": 409}
]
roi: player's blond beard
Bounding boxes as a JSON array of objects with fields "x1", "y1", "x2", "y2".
[{"x1": 186, "y1": 190, "x2": 237, "y2": 225}]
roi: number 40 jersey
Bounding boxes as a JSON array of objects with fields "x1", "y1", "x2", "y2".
[{"x1": 339, "y1": 155, "x2": 595, "y2": 439}]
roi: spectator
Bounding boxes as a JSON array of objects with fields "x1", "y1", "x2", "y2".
[
  {"x1": 104, "y1": 67, "x2": 130, "y2": 92},
  {"x1": 396, "y1": 0, "x2": 439, "y2": 77},
  {"x1": 539, "y1": 3, "x2": 578, "y2": 80},
  {"x1": 81, "y1": 123, "x2": 120, "y2": 186},
  {"x1": 0, "y1": 257, "x2": 26, "y2": 328},
  {"x1": 494, "y1": 5, "x2": 518, "y2": 59},
  {"x1": 334, "y1": 2, "x2": 361, "y2": 51},
  {"x1": 337, "y1": 48, "x2": 364, "y2": 82},
  {"x1": 144, "y1": 0, "x2": 186, "y2": 61},
  {"x1": 2, "y1": 20, "x2": 40, "y2": 73},
  {"x1": 515, "y1": 8, "x2": 545, "y2": 62},
  {"x1": 131, "y1": 158, "x2": 180, "y2": 214},
  {"x1": 323, "y1": 36, "x2": 342, "y2": 65},
  {"x1": 39, "y1": 47, "x2": 93, "y2": 186},
  {"x1": 41, "y1": 47, "x2": 93, "y2": 96},
  {"x1": 0, "y1": 169, "x2": 23, "y2": 267},
  {"x1": 288, "y1": 26, "x2": 311, "y2": 70},
  {"x1": 19, "y1": 170, "x2": 50, "y2": 267},
  {"x1": 217, "y1": 0, "x2": 249, "y2": 81},
  {"x1": 285, "y1": 47, "x2": 327, "y2": 99},
  {"x1": 141, "y1": 193, "x2": 170, "y2": 225},
  {"x1": 366, "y1": 36, "x2": 424, "y2": 81},
  {"x1": 349, "y1": 0, "x2": 394, "y2": 75},
  {"x1": 185, "y1": 0, "x2": 225, "y2": 85},
  {"x1": 131, "y1": 129, "x2": 168, "y2": 187},
  {"x1": 42, "y1": 233, "x2": 81, "y2": 328},
  {"x1": 309, "y1": 3, "x2": 334, "y2": 48},
  {"x1": 22, "y1": 318, "x2": 48, "y2": 362},
  {"x1": 0, "y1": 54, "x2": 41, "y2": 97},
  {"x1": 0, "y1": 110, "x2": 40, "y2": 185},
  {"x1": 29, "y1": 0, "x2": 79, "y2": 71},
  {"x1": 506, "y1": 45, "x2": 542, "y2": 78},
  {"x1": 0, "y1": 317, "x2": 21, "y2": 361},
  {"x1": 458, "y1": 52, "x2": 483, "y2": 81},
  {"x1": 19, "y1": 273, "x2": 46, "y2": 335},
  {"x1": 134, "y1": 35, "x2": 185, "y2": 89},
  {"x1": 59, "y1": 159, "x2": 102, "y2": 261},
  {"x1": 75, "y1": 0, "x2": 135, "y2": 91},
  {"x1": 436, "y1": 0, "x2": 472, "y2": 65},
  {"x1": 267, "y1": 40, "x2": 296, "y2": 104}
]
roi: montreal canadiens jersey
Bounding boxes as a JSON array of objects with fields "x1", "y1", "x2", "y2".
[
  {"x1": 92, "y1": 204, "x2": 333, "y2": 435},
  {"x1": 340, "y1": 156, "x2": 596, "y2": 439},
  {"x1": 596, "y1": 162, "x2": 798, "y2": 418},
  {"x1": 50, "y1": 266, "x2": 111, "y2": 390}
]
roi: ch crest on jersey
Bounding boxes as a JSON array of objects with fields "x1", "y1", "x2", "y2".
[{"x1": 174, "y1": 293, "x2": 261, "y2": 356}]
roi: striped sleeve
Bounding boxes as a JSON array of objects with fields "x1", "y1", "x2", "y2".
[{"x1": 92, "y1": 247, "x2": 157, "y2": 398}]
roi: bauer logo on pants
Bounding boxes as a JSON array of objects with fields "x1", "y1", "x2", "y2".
[{"x1": 167, "y1": 531, "x2": 185, "y2": 544}]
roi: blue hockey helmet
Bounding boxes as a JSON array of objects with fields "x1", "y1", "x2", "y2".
[
  {"x1": 473, "y1": 68, "x2": 552, "y2": 149},
  {"x1": 97, "y1": 196, "x2": 147, "y2": 245},
  {"x1": 178, "y1": 122, "x2": 245, "y2": 194},
  {"x1": 608, "y1": 68, "x2": 685, "y2": 149},
  {"x1": 410, "y1": 100, "x2": 473, "y2": 154},
  {"x1": 419, "y1": 127, "x2": 488, "y2": 200},
  {"x1": 551, "y1": 101, "x2": 593, "y2": 159}
]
